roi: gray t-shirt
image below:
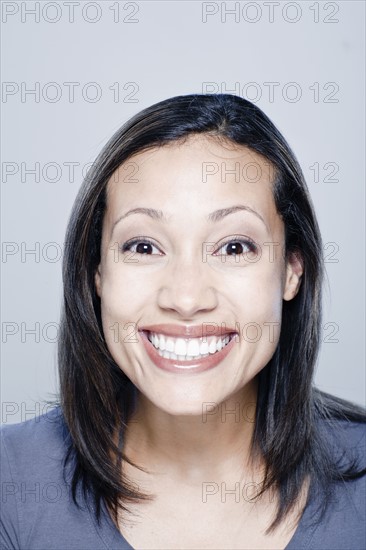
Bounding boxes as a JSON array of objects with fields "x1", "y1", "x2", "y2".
[{"x1": 1, "y1": 406, "x2": 365, "y2": 550}]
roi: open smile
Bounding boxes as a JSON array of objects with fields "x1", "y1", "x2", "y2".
[{"x1": 139, "y1": 330, "x2": 237, "y2": 374}]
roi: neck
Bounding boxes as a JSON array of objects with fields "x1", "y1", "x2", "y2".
[{"x1": 122, "y1": 379, "x2": 261, "y2": 483}]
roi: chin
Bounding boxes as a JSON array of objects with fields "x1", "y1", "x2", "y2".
[{"x1": 145, "y1": 389, "x2": 223, "y2": 418}]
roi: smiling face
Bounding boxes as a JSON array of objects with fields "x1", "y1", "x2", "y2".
[{"x1": 95, "y1": 135, "x2": 303, "y2": 416}]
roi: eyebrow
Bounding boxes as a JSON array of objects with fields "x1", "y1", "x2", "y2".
[{"x1": 112, "y1": 204, "x2": 269, "y2": 234}]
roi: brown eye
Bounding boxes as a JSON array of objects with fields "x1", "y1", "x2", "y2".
[
  {"x1": 215, "y1": 238, "x2": 258, "y2": 257},
  {"x1": 121, "y1": 238, "x2": 162, "y2": 255}
]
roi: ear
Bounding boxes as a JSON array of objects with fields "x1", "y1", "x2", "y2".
[
  {"x1": 94, "y1": 264, "x2": 102, "y2": 297},
  {"x1": 283, "y1": 250, "x2": 303, "y2": 301}
]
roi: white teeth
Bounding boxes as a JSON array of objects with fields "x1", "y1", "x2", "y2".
[
  {"x1": 158, "y1": 334, "x2": 166, "y2": 349},
  {"x1": 165, "y1": 338, "x2": 175, "y2": 353},
  {"x1": 199, "y1": 340, "x2": 210, "y2": 355},
  {"x1": 147, "y1": 332, "x2": 232, "y2": 360},
  {"x1": 208, "y1": 338, "x2": 217, "y2": 354},
  {"x1": 174, "y1": 338, "x2": 188, "y2": 356},
  {"x1": 187, "y1": 338, "x2": 200, "y2": 356}
]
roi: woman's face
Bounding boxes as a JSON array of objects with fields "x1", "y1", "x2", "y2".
[{"x1": 95, "y1": 135, "x2": 302, "y2": 415}]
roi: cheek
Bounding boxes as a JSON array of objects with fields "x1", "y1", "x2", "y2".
[
  {"x1": 230, "y1": 265, "x2": 284, "y2": 349},
  {"x1": 235, "y1": 248, "x2": 284, "y2": 302},
  {"x1": 100, "y1": 259, "x2": 152, "y2": 311},
  {"x1": 98, "y1": 267, "x2": 152, "y2": 350}
]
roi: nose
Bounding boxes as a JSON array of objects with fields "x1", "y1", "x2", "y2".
[{"x1": 157, "y1": 257, "x2": 218, "y2": 319}]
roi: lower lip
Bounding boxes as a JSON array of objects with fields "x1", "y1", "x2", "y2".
[{"x1": 139, "y1": 331, "x2": 237, "y2": 374}]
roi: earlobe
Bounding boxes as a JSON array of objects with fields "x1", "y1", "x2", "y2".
[
  {"x1": 95, "y1": 265, "x2": 101, "y2": 297},
  {"x1": 283, "y1": 251, "x2": 304, "y2": 301}
]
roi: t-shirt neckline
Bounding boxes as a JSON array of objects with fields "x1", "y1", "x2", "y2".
[{"x1": 88, "y1": 483, "x2": 320, "y2": 550}]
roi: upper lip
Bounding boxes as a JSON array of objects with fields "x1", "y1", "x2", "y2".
[{"x1": 139, "y1": 324, "x2": 238, "y2": 339}]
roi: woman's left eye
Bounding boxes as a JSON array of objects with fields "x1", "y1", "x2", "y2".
[{"x1": 214, "y1": 238, "x2": 258, "y2": 257}]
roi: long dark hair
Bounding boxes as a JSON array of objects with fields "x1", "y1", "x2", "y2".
[{"x1": 53, "y1": 94, "x2": 365, "y2": 533}]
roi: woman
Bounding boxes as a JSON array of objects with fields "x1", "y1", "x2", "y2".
[{"x1": 1, "y1": 94, "x2": 365, "y2": 550}]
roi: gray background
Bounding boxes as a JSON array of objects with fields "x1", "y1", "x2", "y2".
[{"x1": 1, "y1": 1, "x2": 365, "y2": 424}]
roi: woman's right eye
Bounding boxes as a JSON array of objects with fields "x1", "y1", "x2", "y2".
[{"x1": 121, "y1": 238, "x2": 163, "y2": 256}]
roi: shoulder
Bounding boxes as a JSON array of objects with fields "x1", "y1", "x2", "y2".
[
  {"x1": 1, "y1": 406, "x2": 69, "y2": 464},
  {"x1": 295, "y1": 417, "x2": 366, "y2": 550},
  {"x1": 1, "y1": 407, "x2": 77, "y2": 549},
  {"x1": 316, "y1": 415, "x2": 365, "y2": 467},
  {"x1": 0, "y1": 408, "x2": 132, "y2": 549},
  {"x1": 316, "y1": 416, "x2": 365, "y2": 515},
  {"x1": 287, "y1": 416, "x2": 365, "y2": 550},
  {"x1": 0, "y1": 406, "x2": 70, "y2": 520},
  {"x1": 0, "y1": 406, "x2": 73, "y2": 496}
]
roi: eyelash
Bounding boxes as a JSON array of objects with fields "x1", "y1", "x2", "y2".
[
  {"x1": 215, "y1": 236, "x2": 258, "y2": 256},
  {"x1": 121, "y1": 236, "x2": 160, "y2": 255},
  {"x1": 120, "y1": 235, "x2": 258, "y2": 257}
]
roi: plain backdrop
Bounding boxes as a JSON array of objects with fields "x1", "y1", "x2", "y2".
[{"x1": 1, "y1": 1, "x2": 365, "y2": 424}]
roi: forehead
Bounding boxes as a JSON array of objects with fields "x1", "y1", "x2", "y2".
[
  {"x1": 108, "y1": 134, "x2": 275, "y2": 192},
  {"x1": 105, "y1": 135, "x2": 281, "y2": 236}
]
